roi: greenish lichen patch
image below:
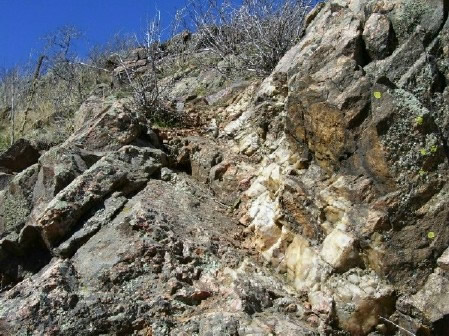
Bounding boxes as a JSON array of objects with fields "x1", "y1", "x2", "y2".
[
  {"x1": 52, "y1": 200, "x2": 70, "y2": 210},
  {"x1": 378, "y1": 88, "x2": 445, "y2": 190},
  {"x1": 389, "y1": 1, "x2": 436, "y2": 40},
  {"x1": 0, "y1": 165, "x2": 39, "y2": 237},
  {"x1": 393, "y1": 89, "x2": 428, "y2": 116},
  {"x1": 0, "y1": 192, "x2": 31, "y2": 235}
]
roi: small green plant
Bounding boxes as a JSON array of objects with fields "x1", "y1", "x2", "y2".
[
  {"x1": 430, "y1": 145, "x2": 438, "y2": 153},
  {"x1": 420, "y1": 148, "x2": 428, "y2": 156},
  {"x1": 415, "y1": 115, "x2": 424, "y2": 126},
  {"x1": 195, "y1": 85, "x2": 208, "y2": 97},
  {"x1": 114, "y1": 90, "x2": 129, "y2": 99},
  {"x1": 418, "y1": 169, "x2": 427, "y2": 176}
]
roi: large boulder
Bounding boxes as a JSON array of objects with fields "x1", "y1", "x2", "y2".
[
  {"x1": 409, "y1": 270, "x2": 449, "y2": 325},
  {"x1": 32, "y1": 145, "x2": 166, "y2": 248},
  {"x1": 0, "y1": 164, "x2": 39, "y2": 240},
  {"x1": 0, "y1": 139, "x2": 40, "y2": 174},
  {"x1": 363, "y1": 13, "x2": 395, "y2": 60},
  {"x1": 69, "y1": 96, "x2": 148, "y2": 152},
  {"x1": 324, "y1": 269, "x2": 395, "y2": 335}
]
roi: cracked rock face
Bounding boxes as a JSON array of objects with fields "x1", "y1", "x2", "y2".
[
  {"x1": 0, "y1": 94, "x2": 322, "y2": 335},
  {"x1": 234, "y1": 0, "x2": 449, "y2": 334},
  {"x1": 1, "y1": 0, "x2": 449, "y2": 335}
]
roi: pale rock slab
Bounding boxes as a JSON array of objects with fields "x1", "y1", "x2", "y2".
[
  {"x1": 410, "y1": 270, "x2": 449, "y2": 323},
  {"x1": 320, "y1": 229, "x2": 360, "y2": 272},
  {"x1": 285, "y1": 235, "x2": 332, "y2": 291},
  {"x1": 437, "y1": 248, "x2": 449, "y2": 271},
  {"x1": 363, "y1": 13, "x2": 394, "y2": 60}
]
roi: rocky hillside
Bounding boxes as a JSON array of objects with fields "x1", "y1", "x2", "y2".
[{"x1": 1, "y1": 0, "x2": 449, "y2": 335}]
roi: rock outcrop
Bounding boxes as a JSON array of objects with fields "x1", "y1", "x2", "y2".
[
  {"x1": 0, "y1": 139, "x2": 40, "y2": 174},
  {"x1": 230, "y1": 0, "x2": 449, "y2": 334},
  {"x1": 0, "y1": 95, "x2": 322, "y2": 335},
  {"x1": 1, "y1": 0, "x2": 449, "y2": 335}
]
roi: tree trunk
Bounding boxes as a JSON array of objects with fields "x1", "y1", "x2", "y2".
[
  {"x1": 10, "y1": 78, "x2": 15, "y2": 145},
  {"x1": 21, "y1": 55, "x2": 45, "y2": 134}
]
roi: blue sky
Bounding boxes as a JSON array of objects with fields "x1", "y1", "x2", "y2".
[
  {"x1": 0, "y1": 0, "x2": 320, "y2": 69},
  {"x1": 0, "y1": 0, "x2": 185, "y2": 68}
]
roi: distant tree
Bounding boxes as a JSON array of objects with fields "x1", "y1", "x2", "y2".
[
  {"x1": 0, "y1": 67, "x2": 24, "y2": 145},
  {"x1": 16, "y1": 26, "x2": 84, "y2": 133},
  {"x1": 20, "y1": 55, "x2": 45, "y2": 133},
  {"x1": 112, "y1": 12, "x2": 183, "y2": 126},
  {"x1": 42, "y1": 25, "x2": 83, "y2": 82}
]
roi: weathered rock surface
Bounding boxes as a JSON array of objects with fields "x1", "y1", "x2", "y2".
[
  {"x1": 0, "y1": 96, "x2": 159, "y2": 289},
  {"x1": 0, "y1": 90, "x2": 319, "y2": 335},
  {"x1": 0, "y1": 139, "x2": 40, "y2": 174},
  {"x1": 363, "y1": 13, "x2": 395, "y2": 60},
  {"x1": 409, "y1": 269, "x2": 449, "y2": 325},
  {"x1": 1, "y1": 0, "x2": 449, "y2": 334},
  {"x1": 0, "y1": 173, "x2": 11, "y2": 191},
  {"x1": 0, "y1": 173, "x2": 319, "y2": 335},
  {"x1": 225, "y1": 0, "x2": 449, "y2": 334},
  {"x1": 437, "y1": 248, "x2": 449, "y2": 271}
]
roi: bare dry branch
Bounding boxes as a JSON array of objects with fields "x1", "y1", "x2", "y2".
[
  {"x1": 379, "y1": 316, "x2": 417, "y2": 336},
  {"x1": 184, "y1": 0, "x2": 314, "y2": 76}
]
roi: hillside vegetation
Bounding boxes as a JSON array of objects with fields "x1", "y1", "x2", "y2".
[
  {"x1": 1, "y1": 0, "x2": 449, "y2": 335},
  {"x1": 0, "y1": 0, "x2": 313, "y2": 151}
]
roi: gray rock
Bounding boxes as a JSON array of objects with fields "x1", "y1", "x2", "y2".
[
  {"x1": 438, "y1": 248, "x2": 449, "y2": 271},
  {"x1": 410, "y1": 270, "x2": 449, "y2": 323},
  {"x1": 32, "y1": 145, "x2": 166, "y2": 248},
  {"x1": 2, "y1": 0, "x2": 449, "y2": 335},
  {"x1": 363, "y1": 13, "x2": 395, "y2": 60},
  {"x1": 0, "y1": 175, "x2": 318, "y2": 335},
  {"x1": 0, "y1": 173, "x2": 11, "y2": 191}
]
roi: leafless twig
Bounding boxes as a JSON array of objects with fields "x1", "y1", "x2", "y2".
[
  {"x1": 183, "y1": 0, "x2": 314, "y2": 76},
  {"x1": 379, "y1": 316, "x2": 417, "y2": 336}
]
